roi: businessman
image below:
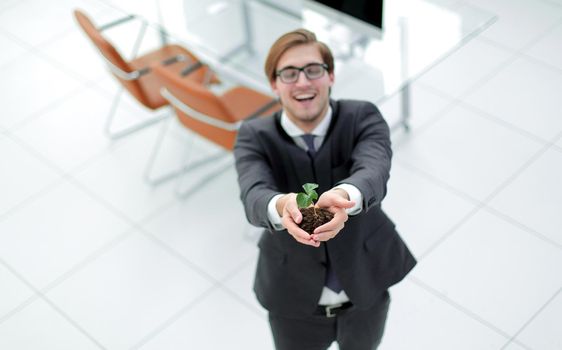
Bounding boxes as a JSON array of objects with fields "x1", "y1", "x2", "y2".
[{"x1": 234, "y1": 29, "x2": 416, "y2": 350}]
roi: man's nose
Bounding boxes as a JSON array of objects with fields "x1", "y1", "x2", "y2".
[{"x1": 294, "y1": 71, "x2": 311, "y2": 86}]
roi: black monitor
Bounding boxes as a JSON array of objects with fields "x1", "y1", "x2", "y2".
[{"x1": 304, "y1": 0, "x2": 384, "y2": 36}]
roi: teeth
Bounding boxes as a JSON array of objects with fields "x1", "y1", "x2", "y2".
[{"x1": 295, "y1": 94, "x2": 315, "y2": 100}]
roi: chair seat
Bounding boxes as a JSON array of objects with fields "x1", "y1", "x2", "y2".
[
  {"x1": 129, "y1": 44, "x2": 216, "y2": 109},
  {"x1": 221, "y1": 86, "x2": 280, "y2": 121}
]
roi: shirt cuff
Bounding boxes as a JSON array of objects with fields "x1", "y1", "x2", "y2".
[
  {"x1": 333, "y1": 184, "x2": 363, "y2": 216},
  {"x1": 267, "y1": 194, "x2": 285, "y2": 231}
]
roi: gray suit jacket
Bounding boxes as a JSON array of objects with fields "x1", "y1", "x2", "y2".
[{"x1": 234, "y1": 99, "x2": 416, "y2": 317}]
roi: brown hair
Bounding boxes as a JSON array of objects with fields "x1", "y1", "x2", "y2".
[{"x1": 264, "y1": 29, "x2": 334, "y2": 83}]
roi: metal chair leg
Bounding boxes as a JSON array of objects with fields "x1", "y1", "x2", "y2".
[
  {"x1": 105, "y1": 86, "x2": 170, "y2": 140},
  {"x1": 174, "y1": 155, "x2": 233, "y2": 198},
  {"x1": 144, "y1": 118, "x2": 230, "y2": 189}
]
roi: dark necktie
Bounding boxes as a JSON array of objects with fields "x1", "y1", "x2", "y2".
[
  {"x1": 300, "y1": 134, "x2": 343, "y2": 293},
  {"x1": 301, "y1": 134, "x2": 316, "y2": 157}
]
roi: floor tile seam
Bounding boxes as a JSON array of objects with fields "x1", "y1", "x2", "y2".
[
  {"x1": 0, "y1": 293, "x2": 39, "y2": 327},
  {"x1": 132, "y1": 151, "x2": 232, "y2": 227},
  {"x1": 0, "y1": 221, "x2": 137, "y2": 322},
  {"x1": 455, "y1": 100, "x2": 553, "y2": 145},
  {"x1": 390, "y1": 98, "x2": 462, "y2": 147},
  {"x1": 65, "y1": 175, "x2": 151, "y2": 229},
  {"x1": 7, "y1": 75, "x2": 109, "y2": 135},
  {"x1": 9, "y1": 225, "x2": 206, "y2": 350},
  {"x1": 475, "y1": 35, "x2": 522, "y2": 53},
  {"x1": 409, "y1": 276, "x2": 514, "y2": 340},
  {"x1": 479, "y1": 11, "x2": 562, "y2": 53},
  {"x1": 516, "y1": 14, "x2": 562, "y2": 53},
  {"x1": 519, "y1": 51, "x2": 562, "y2": 75},
  {"x1": 453, "y1": 49, "x2": 520, "y2": 97},
  {"x1": 481, "y1": 205, "x2": 562, "y2": 250},
  {"x1": 0, "y1": 37, "x2": 34, "y2": 72},
  {"x1": 480, "y1": 142, "x2": 556, "y2": 207},
  {"x1": 0, "y1": 131, "x2": 86, "y2": 222},
  {"x1": 6, "y1": 132, "x2": 71, "y2": 177},
  {"x1": 57, "y1": 117, "x2": 167, "y2": 179},
  {"x1": 376, "y1": 15, "x2": 499, "y2": 107},
  {"x1": 216, "y1": 257, "x2": 268, "y2": 319},
  {"x1": 2, "y1": 17, "x2": 79, "y2": 51},
  {"x1": 384, "y1": 88, "x2": 459, "y2": 138},
  {"x1": 396, "y1": 146, "x2": 562, "y2": 257},
  {"x1": 392, "y1": 160, "x2": 483, "y2": 206},
  {"x1": 388, "y1": 164, "x2": 495, "y2": 260},
  {"x1": 0, "y1": 257, "x2": 105, "y2": 349},
  {"x1": 417, "y1": 11, "x2": 500, "y2": 87},
  {"x1": 127, "y1": 283, "x2": 221, "y2": 350},
  {"x1": 219, "y1": 254, "x2": 256, "y2": 284},
  {"x1": 5, "y1": 129, "x2": 168, "y2": 232},
  {"x1": 138, "y1": 219, "x2": 252, "y2": 283},
  {"x1": 501, "y1": 339, "x2": 533, "y2": 350},
  {"x1": 137, "y1": 227, "x2": 222, "y2": 285},
  {"x1": 6, "y1": 80, "x2": 92, "y2": 133},
  {"x1": 66, "y1": 155, "x2": 204, "y2": 242},
  {"x1": 0, "y1": 23, "x2": 35, "y2": 50},
  {"x1": 39, "y1": 293, "x2": 108, "y2": 349},
  {"x1": 0, "y1": 176, "x2": 68, "y2": 224},
  {"x1": 500, "y1": 286, "x2": 562, "y2": 350},
  {"x1": 417, "y1": 204, "x2": 483, "y2": 261},
  {"x1": 217, "y1": 283, "x2": 267, "y2": 319},
  {"x1": 0, "y1": 258, "x2": 41, "y2": 326},
  {"x1": 38, "y1": 228, "x2": 136, "y2": 295},
  {"x1": 551, "y1": 140, "x2": 562, "y2": 153},
  {"x1": 0, "y1": 26, "x2": 94, "y2": 84},
  {"x1": 414, "y1": 80, "x2": 460, "y2": 101},
  {"x1": 30, "y1": 39, "x2": 108, "y2": 84},
  {"x1": 398, "y1": 51, "x2": 527, "y2": 141},
  {"x1": 421, "y1": 46, "x2": 520, "y2": 105}
]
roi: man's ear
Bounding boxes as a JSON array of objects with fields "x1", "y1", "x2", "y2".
[{"x1": 270, "y1": 79, "x2": 280, "y2": 96}]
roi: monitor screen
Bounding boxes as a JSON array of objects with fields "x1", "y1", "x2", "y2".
[
  {"x1": 305, "y1": 0, "x2": 384, "y2": 36},
  {"x1": 311, "y1": 0, "x2": 383, "y2": 29}
]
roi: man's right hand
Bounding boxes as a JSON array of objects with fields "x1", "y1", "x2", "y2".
[{"x1": 277, "y1": 193, "x2": 321, "y2": 248}]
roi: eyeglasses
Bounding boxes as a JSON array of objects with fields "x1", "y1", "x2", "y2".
[{"x1": 276, "y1": 63, "x2": 329, "y2": 84}]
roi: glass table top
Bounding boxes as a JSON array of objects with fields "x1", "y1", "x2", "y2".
[{"x1": 106, "y1": 0, "x2": 496, "y2": 104}]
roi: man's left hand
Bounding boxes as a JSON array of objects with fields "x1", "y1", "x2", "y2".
[{"x1": 312, "y1": 188, "x2": 355, "y2": 242}]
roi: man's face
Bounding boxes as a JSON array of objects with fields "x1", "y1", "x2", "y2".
[{"x1": 270, "y1": 44, "x2": 334, "y2": 132}]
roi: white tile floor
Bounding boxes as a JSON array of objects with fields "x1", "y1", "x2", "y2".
[{"x1": 0, "y1": 0, "x2": 561, "y2": 349}]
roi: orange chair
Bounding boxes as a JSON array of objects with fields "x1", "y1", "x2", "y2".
[
  {"x1": 144, "y1": 62, "x2": 281, "y2": 191},
  {"x1": 73, "y1": 9, "x2": 218, "y2": 139}
]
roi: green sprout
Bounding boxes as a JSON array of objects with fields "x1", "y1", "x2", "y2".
[{"x1": 296, "y1": 183, "x2": 319, "y2": 209}]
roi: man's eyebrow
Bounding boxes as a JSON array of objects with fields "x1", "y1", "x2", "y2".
[
  {"x1": 277, "y1": 65, "x2": 299, "y2": 71},
  {"x1": 277, "y1": 62, "x2": 324, "y2": 71}
]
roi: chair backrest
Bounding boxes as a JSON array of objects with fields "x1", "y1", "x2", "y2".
[
  {"x1": 73, "y1": 9, "x2": 148, "y2": 105},
  {"x1": 152, "y1": 64, "x2": 238, "y2": 150}
]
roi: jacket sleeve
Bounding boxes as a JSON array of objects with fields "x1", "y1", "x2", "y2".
[
  {"x1": 233, "y1": 120, "x2": 281, "y2": 232},
  {"x1": 336, "y1": 102, "x2": 392, "y2": 212}
]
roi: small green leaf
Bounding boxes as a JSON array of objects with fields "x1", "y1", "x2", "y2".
[
  {"x1": 296, "y1": 193, "x2": 312, "y2": 208},
  {"x1": 302, "y1": 183, "x2": 318, "y2": 195},
  {"x1": 310, "y1": 191, "x2": 318, "y2": 202},
  {"x1": 296, "y1": 183, "x2": 318, "y2": 208}
]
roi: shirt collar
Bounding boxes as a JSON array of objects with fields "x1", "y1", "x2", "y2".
[{"x1": 280, "y1": 106, "x2": 332, "y2": 138}]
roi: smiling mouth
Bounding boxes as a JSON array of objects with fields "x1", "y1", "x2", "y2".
[{"x1": 294, "y1": 93, "x2": 316, "y2": 102}]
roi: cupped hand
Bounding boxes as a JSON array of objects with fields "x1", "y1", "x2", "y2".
[
  {"x1": 311, "y1": 189, "x2": 355, "y2": 242},
  {"x1": 279, "y1": 193, "x2": 321, "y2": 247}
]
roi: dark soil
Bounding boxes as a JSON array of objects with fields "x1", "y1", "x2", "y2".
[{"x1": 298, "y1": 207, "x2": 334, "y2": 234}]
